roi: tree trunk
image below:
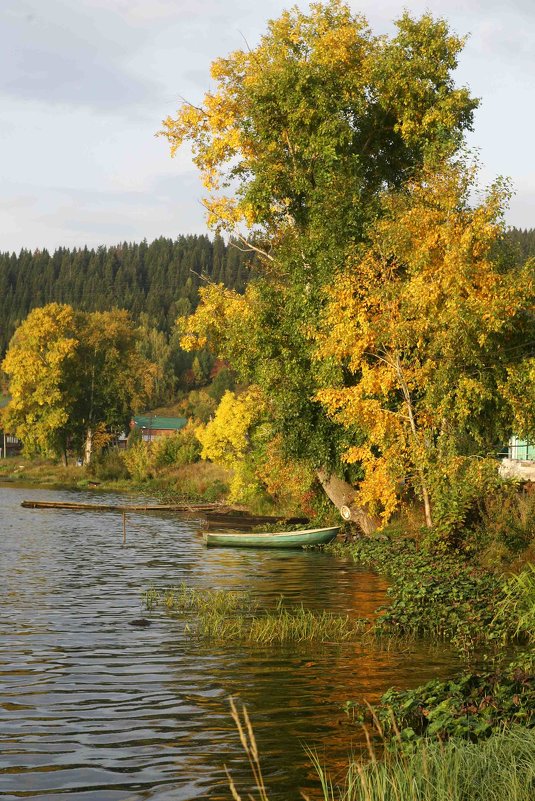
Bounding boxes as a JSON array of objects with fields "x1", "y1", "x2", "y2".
[
  {"x1": 316, "y1": 469, "x2": 379, "y2": 535},
  {"x1": 84, "y1": 428, "x2": 93, "y2": 466},
  {"x1": 394, "y1": 354, "x2": 433, "y2": 528}
]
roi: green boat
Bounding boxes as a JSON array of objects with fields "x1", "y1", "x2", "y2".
[{"x1": 202, "y1": 526, "x2": 340, "y2": 549}]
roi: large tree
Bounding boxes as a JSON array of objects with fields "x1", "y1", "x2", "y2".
[
  {"x1": 1, "y1": 304, "x2": 78, "y2": 461},
  {"x1": 2, "y1": 304, "x2": 155, "y2": 463},
  {"x1": 163, "y1": 2, "x2": 532, "y2": 531},
  {"x1": 316, "y1": 165, "x2": 534, "y2": 532}
]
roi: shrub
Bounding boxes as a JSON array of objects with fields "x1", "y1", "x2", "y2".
[
  {"x1": 153, "y1": 423, "x2": 201, "y2": 467},
  {"x1": 123, "y1": 440, "x2": 154, "y2": 481},
  {"x1": 475, "y1": 488, "x2": 535, "y2": 564},
  {"x1": 327, "y1": 536, "x2": 505, "y2": 654},
  {"x1": 347, "y1": 671, "x2": 534, "y2": 743},
  {"x1": 89, "y1": 448, "x2": 130, "y2": 481},
  {"x1": 201, "y1": 478, "x2": 229, "y2": 502},
  {"x1": 424, "y1": 457, "x2": 502, "y2": 551}
]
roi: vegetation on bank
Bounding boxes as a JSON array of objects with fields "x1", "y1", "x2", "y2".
[
  {"x1": 229, "y1": 700, "x2": 535, "y2": 801},
  {"x1": 0, "y1": 452, "x2": 230, "y2": 502},
  {"x1": 321, "y1": 530, "x2": 535, "y2": 774},
  {"x1": 327, "y1": 522, "x2": 535, "y2": 653},
  {"x1": 313, "y1": 727, "x2": 535, "y2": 801}
]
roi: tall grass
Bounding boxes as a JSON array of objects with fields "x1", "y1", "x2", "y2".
[
  {"x1": 144, "y1": 585, "x2": 257, "y2": 615},
  {"x1": 227, "y1": 704, "x2": 535, "y2": 801},
  {"x1": 493, "y1": 563, "x2": 535, "y2": 643},
  {"x1": 191, "y1": 602, "x2": 366, "y2": 644},
  {"x1": 313, "y1": 726, "x2": 535, "y2": 801},
  {"x1": 226, "y1": 698, "x2": 269, "y2": 801}
]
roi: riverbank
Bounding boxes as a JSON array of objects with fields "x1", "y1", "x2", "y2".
[
  {"x1": 225, "y1": 533, "x2": 535, "y2": 800},
  {"x1": 0, "y1": 454, "x2": 231, "y2": 501},
  {"x1": 3, "y1": 474, "x2": 533, "y2": 798}
]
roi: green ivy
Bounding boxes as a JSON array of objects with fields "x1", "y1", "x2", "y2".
[{"x1": 347, "y1": 670, "x2": 534, "y2": 744}]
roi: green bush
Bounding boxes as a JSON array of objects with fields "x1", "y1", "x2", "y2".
[
  {"x1": 327, "y1": 537, "x2": 504, "y2": 653},
  {"x1": 349, "y1": 671, "x2": 534, "y2": 743},
  {"x1": 424, "y1": 458, "x2": 502, "y2": 551},
  {"x1": 153, "y1": 426, "x2": 201, "y2": 468},
  {"x1": 123, "y1": 440, "x2": 154, "y2": 482},
  {"x1": 475, "y1": 489, "x2": 535, "y2": 563},
  {"x1": 89, "y1": 448, "x2": 130, "y2": 481},
  {"x1": 201, "y1": 478, "x2": 229, "y2": 501}
]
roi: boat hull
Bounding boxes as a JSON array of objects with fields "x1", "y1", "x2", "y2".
[{"x1": 203, "y1": 526, "x2": 340, "y2": 549}]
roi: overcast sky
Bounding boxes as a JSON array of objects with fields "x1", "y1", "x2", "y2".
[{"x1": 1, "y1": 0, "x2": 533, "y2": 253}]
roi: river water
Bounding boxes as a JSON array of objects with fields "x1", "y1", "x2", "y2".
[{"x1": 0, "y1": 485, "x2": 460, "y2": 800}]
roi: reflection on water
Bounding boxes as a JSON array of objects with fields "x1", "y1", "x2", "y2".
[{"x1": 0, "y1": 485, "x2": 460, "y2": 800}]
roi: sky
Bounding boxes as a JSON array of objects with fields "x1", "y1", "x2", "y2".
[{"x1": 1, "y1": 0, "x2": 533, "y2": 253}]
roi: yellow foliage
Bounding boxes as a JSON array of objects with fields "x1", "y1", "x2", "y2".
[
  {"x1": 160, "y1": 2, "x2": 473, "y2": 238},
  {"x1": 315, "y1": 164, "x2": 533, "y2": 526},
  {"x1": 255, "y1": 434, "x2": 316, "y2": 512},
  {"x1": 196, "y1": 387, "x2": 266, "y2": 502},
  {"x1": 1, "y1": 303, "x2": 78, "y2": 455}
]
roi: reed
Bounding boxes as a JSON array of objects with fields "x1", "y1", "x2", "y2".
[
  {"x1": 144, "y1": 585, "x2": 257, "y2": 615},
  {"x1": 493, "y1": 563, "x2": 535, "y2": 643},
  {"x1": 226, "y1": 698, "x2": 269, "y2": 801},
  {"x1": 312, "y1": 726, "x2": 535, "y2": 801},
  {"x1": 227, "y1": 702, "x2": 535, "y2": 801},
  {"x1": 193, "y1": 603, "x2": 366, "y2": 644},
  {"x1": 144, "y1": 587, "x2": 367, "y2": 643}
]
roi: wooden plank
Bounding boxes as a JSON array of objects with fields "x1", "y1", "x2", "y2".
[
  {"x1": 20, "y1": 500, "x2": 309, "y2": 529},
  {"x1": 20, "y1": 500, "x2": 224, "y2": 512}
]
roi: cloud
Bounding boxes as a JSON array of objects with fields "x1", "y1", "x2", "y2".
[
  {"x1": 0, "y1": 172, "x2": 207, "y2": 253},
  {"x1": 0, "y1": 0, "x2": 533, "y2": 253},
  {"x1": 0, "y1": 0, "x2": 161, "y2": 110}
]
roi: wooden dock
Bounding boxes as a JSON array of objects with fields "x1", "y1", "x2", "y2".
[
  {"x1": 20, "y1": 499, "x2": 308, "y2": 531},
  {"x1": 20, "y1": 500, "x2": 221, "y2": 513}
]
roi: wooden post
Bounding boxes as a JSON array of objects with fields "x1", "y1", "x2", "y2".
[{"x1": 123, "y1": 511, "x2": 126, "y2": 544}]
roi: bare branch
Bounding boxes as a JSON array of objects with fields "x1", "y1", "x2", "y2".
[
  {"x1": 199, "y1": 199, "x2": 277, "y2": 265},
  {"x1": 189, "y1": 268, "x2": 216, "y2": 285},
  {"x1": 177, "y1": 95, "x2": 208, "y2": 117}
]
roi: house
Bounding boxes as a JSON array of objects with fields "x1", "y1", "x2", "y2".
[
  {"x1": 130, "y1": 416, "x2": 188, "y2": 442},
  {"x1": 0, "y1": 395, "x2": 22, "y2": 457},
  {"x1": 499, "y1": 436, "x2": 535, "y2": 482},
  {"x1": 0, "y1": 432, "x2": 22, "y2": 458}
]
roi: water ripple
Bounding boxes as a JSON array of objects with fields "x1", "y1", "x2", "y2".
[{"x1": 0, "y1": 485, "x2": 459, "y2": 800}]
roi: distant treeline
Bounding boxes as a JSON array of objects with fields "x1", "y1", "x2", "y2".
[
  {"x1": 1, "y1": 228, "x2": 533, "y2": 358},
  {"x1": 0, "y1": 235, "x2": 255, "y2": 356},
  {"x1": 506, "y1": 227, "x2": 535, "y2": 264}
]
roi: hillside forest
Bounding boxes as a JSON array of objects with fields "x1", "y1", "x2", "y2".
[
  {"x1": 2, "y1": 1, "x2": 535, "y2": 551},
  {"x1": 2, "y1": 6, "x2": 535, "y2": 797}
]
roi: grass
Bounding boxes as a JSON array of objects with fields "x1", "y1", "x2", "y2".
[
  {"x1": 493, "y1": 563, "x2": 535, "y2": 643},
  {"x1": 312, "y1": 726, "x2": 535, "y2": 801},
  {"x1": 226, "y1": 701, "x2": 535, "y2": 801},
  {"x1": 144, "y1": 585, "x2": 257, "y2": 615},
  {"x1": 144, "y1": 586, "x2": 368, "y2": 644},
  {"x1": 226, "y1": 702, "x2": 535, "y2": 801},
  {"x1": 0, "y1": 453, "x2": 231, "y2": 500}
]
